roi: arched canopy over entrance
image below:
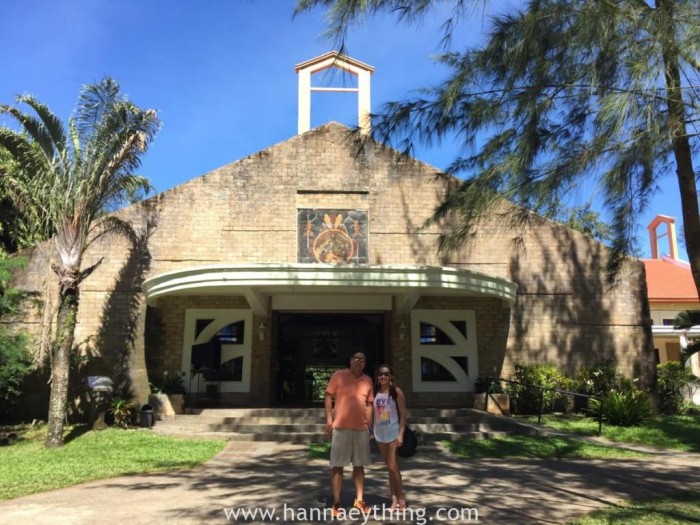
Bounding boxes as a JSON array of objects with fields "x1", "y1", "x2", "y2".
[
  {"x1": 143, "y1": 264, "x2": 516, "y2": 405},
  {"x1": 142, "y1": 264, "x2": 518, "y2": 313}
]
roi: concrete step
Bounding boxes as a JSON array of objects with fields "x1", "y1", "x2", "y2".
[
  {"x1": 149, "y1": 407, "x2": 527, "y2": 442},
  {"x1": 195, "y1": 408, "x2": 327, "y2": 418}
]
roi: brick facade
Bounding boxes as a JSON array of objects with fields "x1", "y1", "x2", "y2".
[{"x1": 11, "y1": 122, "x2": 655, "y2": 411}]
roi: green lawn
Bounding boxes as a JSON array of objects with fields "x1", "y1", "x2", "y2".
[
  {"x1": 309, "y1": 441, "x2": 331, "y2": 460},
  {"x1": 509, "y1": 414, "x2": 700, "y2": 523},
  {"x1": 517, "y1": 414, "x2": 700, "y2": 452},
  {"x1": 310, "y1": 435, "x2": 648, "y2": 461},
  {"x1": 570, "y1": 492, "x2": 700, "y2": 524},
  {"x1": 444, "y1": 434, "x2": 650, "y2": 459},
  {"x1": 0, "y1": 425, "x2": 226, "y2": 500}
]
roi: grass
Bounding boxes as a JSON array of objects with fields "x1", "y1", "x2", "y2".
[
  {"x1": 516, "y1": 413, "x2": 700, "y2": 452},
  {"x1": 570, "y1": 492, "x2": 700, "y2": 524},
  {"x1": 309, "y1": 441, "x2": 331, "y2": 460},
  {"x1": 310, "y1": 435, "x2": 647, "y2": 461},
  {"x1": 443, "y1": 435, "x2": 649, "y2": 459},
  {"x1": 0, "y1": 424, "x2": 226, "y2": 501}
]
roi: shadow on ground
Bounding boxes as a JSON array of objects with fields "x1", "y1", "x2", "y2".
[{"x1": 84, "y1": 443, "x2": 700, "y2": 524}]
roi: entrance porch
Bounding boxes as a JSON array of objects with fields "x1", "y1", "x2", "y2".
[{"x1": 142, "y1": 264, "x2": 517, "y2": 408}]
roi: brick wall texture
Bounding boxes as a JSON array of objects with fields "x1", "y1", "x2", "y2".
[{"x1": 11, "y1": 122, "x2": 655, "y2": 409}]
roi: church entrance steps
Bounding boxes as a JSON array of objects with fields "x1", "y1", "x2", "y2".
[{"x1": 149, "y1": 407, "x2": 533, "y2": 442}]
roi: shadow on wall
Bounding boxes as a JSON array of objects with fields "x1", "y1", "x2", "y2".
[
  {"x1": 144, "y1": 306, "x2": 165, "y2": 382},
  {"x1": 94, "y1": 211, "x2": 157, "y2": 403},
  {"x1": 507, "y1": 216, "x2": 653, "y2": 384},
  {"x1": 397, "y1": 180, "x2": 448, "y2": 266}
]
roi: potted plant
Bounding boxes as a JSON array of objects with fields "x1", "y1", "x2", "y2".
[
  {"x1": 108, "y1": 397, "x2": 135, "y2": 428},
  {"x1": 149, "y1": 371, "x2": 186, "y2": 419},
  {"x1": 473, "y1": 377, "x2": 510, "y2": 415}
]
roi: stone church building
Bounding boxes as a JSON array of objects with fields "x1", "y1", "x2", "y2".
[{"x1": 12, "y1": 53, "x2": 654, "y2": 412}]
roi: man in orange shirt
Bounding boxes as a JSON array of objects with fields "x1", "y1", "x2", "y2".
[{"x1": 324, "y1": 349, "x2": 374, "y2": 517}]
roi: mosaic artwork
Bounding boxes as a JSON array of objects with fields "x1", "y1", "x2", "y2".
[{"x1": 298, "y1": 209, "x2": 369, "y2": 264}]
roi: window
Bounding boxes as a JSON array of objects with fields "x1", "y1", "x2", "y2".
[
  {"x1": 420, "y1": 356, "x2": 468, "y2": 382},
  {"x1": 216, "y1": 321, "x2": 244, "y2": 344},
  {"x1": 182, "y1": 309, "x2": 252, "y2": 393},
  {"x1": 420, "y1": 320, "x2": 467, "y2": 345},
  {"x1": 411, "y1": 310, "x2": 478, "y2": 393}
]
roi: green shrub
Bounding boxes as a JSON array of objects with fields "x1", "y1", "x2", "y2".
[
  {"x1": 108, "y1": 397, "x2": 135, "y2": 428},
  {"x1": 574, "y1": 363, "x2": 636, "y2": 396},
  {"x1": 657, "y1": 362, "x2": 692, "y2": 415},
  {"x1": 0, "y1": 253, "x2": 33, "y2": 421},
  {"x1": 507, "y1": 363, "x2": 566, "y2": 415},
  {"x1": 571, "y1": 363, "x2": 636, "y2": 413},
  {"x1": 475, "y1": 376, "x2": 505, "y2": 394},
  {"x1": 150, "y1": 370, "x2": 186, "y2": 394},
  {"x1": 590, "y1": 389, "x2": 653, "y2": 426},
  {"x1": 553, "y1": 375, "x2": 577, "y2": 413},
  {"x1": 0, "y1": 331, "x2": 33, "y2": 420}
]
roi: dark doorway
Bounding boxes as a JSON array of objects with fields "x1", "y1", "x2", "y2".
[{"x1": 274, "y1": 313, "x2": 384, "y2": 405}]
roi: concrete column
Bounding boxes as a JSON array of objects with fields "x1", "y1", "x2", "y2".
[
  {"x1": 358, "y1": 69, "x2": 371, "y2": 135},
  {"x1": 298, "y1": 69, "x2": 311, "y2": 134}
]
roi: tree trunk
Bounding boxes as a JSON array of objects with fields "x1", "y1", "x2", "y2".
[
  {"x1": 658, "y1": 0, "x2": 700, "y2": 299},
  {"x1": 676, "y1": 148, "x2": 700, "y2": 298},
  {"x1": 44, "y1": 289, "x2": 78, "y2": 448}
]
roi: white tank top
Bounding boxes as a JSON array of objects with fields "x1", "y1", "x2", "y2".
[{"x1": 373, "y1": 391, "x2": 400, "y2": 443}]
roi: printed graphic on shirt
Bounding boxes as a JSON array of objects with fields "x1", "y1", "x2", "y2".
[{"x1": 375, "y1": 396, "x2": 392, "y2": 426}]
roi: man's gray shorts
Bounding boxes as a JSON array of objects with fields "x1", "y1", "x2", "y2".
[{"x1": 330, "y1": 429, "x2": 372, "y2": 467}]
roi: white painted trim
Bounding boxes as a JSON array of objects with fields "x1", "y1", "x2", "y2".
[
  {"x1": 143, "y1": 264, "x2": 518, "y2": 311},
  {"x1": 411, "y1": 310, "x2": 478, "y2": 393},
  {"x1": 181, "y1": 309, "x2": 253, "y2": 393},
  {"x1": 651, "y1": 325, "x2": 700, "y2": 337}
]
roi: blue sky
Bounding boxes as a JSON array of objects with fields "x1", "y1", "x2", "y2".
[{"x1": 0, "y1": 0, "x2": 687, "y2": 259}]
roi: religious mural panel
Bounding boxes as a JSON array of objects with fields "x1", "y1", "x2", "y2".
[{"x1": 298, "y1": 209, "x2": 369, "y2": 264}]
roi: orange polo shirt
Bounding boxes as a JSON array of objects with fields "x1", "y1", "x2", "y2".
[{"x1": 326, "y1": 369, "x2": 374, "y2": 430}]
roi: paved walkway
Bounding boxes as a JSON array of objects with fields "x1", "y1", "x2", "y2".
[{"x1": 1, "y1": 439, "x2": 699, "y2": 525}]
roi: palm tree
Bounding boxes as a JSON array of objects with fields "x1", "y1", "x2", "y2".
[
  {"x1": 0, "y1": 78, "x2": 160, "y2": 447},
  {"x1": 674, "y1": 310, "x2": 700, "y2": 365}
]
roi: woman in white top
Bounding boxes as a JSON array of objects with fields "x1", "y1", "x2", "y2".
[{"x1": 372, "y1": 364, "x2": 407, "y2": 511}]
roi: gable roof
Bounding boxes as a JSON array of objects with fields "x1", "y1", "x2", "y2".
[
  {"x1": 643, "y1": 257, "x2": 699, "y2": 303},
  {"x1": 150, "y1": 121, "x2": 443, "y2": 199},
  {"x1": 294, "y1": 51, "x2": 375, "y2": 75}
]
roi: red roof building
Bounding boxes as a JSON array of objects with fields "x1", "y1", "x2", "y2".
[
  {"x1": 643, "y1": 257, "x2": 699, "y2": 304},
  {"x1": 642, "y1": 215, "x2": 699, "y2": 381}
]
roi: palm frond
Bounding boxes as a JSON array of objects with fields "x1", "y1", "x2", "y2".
[
  {"x1": 674, "y1": 310, "x2": 700, "y2": 330},
  {"x1": 11, "y1": 95, "x2": 68, "y2": 161},
  {"x1": 0, "y1": 128, "x2": 46, "y2": 175},
  {"x1": 74, "y1": 77, "x2": 121, "y2": 141},
  {"x1": 1, "y1": 77, "x2": 160, "y2": 255}
]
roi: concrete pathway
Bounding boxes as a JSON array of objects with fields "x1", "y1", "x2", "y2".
[{"x1": 1, "y1": 440, "x2": 699, "y2": 524}]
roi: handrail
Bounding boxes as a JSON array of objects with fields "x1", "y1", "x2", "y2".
[{"x1": 485, "y1": 377, "x2": 604, "y2": 436}]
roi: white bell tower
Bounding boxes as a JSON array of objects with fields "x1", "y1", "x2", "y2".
[{"x1": 295, "y1": 51, "x2": 375, "y2": 135}]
